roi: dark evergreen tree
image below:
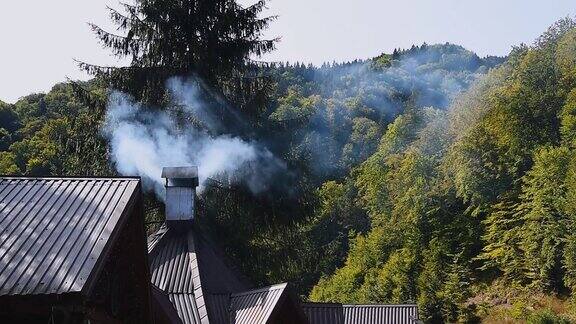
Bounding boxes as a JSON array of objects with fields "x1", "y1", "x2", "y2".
[{"x1": 80, "y1": 0, "x2": 277, "y2": 113}]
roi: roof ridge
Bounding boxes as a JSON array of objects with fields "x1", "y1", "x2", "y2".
[
  {"x1": 230, "y1": 282, "x2": 288, "y2": 297},
  {"x1": 342, "y1": 303, "x2": 419, "y2": 307},
  {"x1": 0, "y1": 176, "x2": 140, "y2": 180},
  {"x1": 186, "y1": 228, "x2": 210, "y2": 322},
  {"x1": 303, "y1": 302, "x2": 418, "y2": 307}
]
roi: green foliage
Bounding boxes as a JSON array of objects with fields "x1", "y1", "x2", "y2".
[
  {"x1": 527, "y1": 309, "x2": 571, "y2": 324},
  {"x1": 560, "y1": 89, "x2": 576, "y2": 146},
  {"x1": 310, "y1": 225, "x2": 404, "y2": 303},
  {"x1": 0, "y1": 81, "x2": 111, "y2": 176},
  {"x1": 0, "y1": 151, "x2": 19, "y2": 175},
  {"x1": 372, "y1": 53, "x2": 392, "y2": 69},
  {"x1": 0, "y1": 101, "x2": 21, "y2": 151},
  {"x1": 6, "y1": 7, "x2": 576, "y2": 322},
  {"x1": 478, "y1": 197, "x2": 526, "y2": 282},
  {"x1": 309, "y1": 18, "x2": 576, "y2": 323},
  {"x1": 360, "y1": 248, "x2": 417, "y2": 304},
  {"x1": 417, "y1": 240, "x2": 449, "y2": 323},
  {"x1": 342, "y1": 117, "x2": 381, "y2": 167},
  {"x1": 519, "y1": 147, "x2": 573, "y2": 290}
]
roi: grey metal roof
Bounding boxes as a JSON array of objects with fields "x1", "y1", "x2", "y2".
[
  {"x1": 303, "y1": 303, "x2": 344, "y2": 323},
  {"x1": 147, "y1": 223, "x2": 419, "y2": 324},
  {"x1": 229, "y1": 283, "x2": 288, "y2": 324},
  {"x1": 344, "y1": 305, "x2": 419, "y2": 324},
  {"x1": 149, "y1": 229, "x2": 195, "y2": 293},
  {"x1": 169, "y1": 293, "x2": 202, "y2": 324},
  {"x1": 149, "y1": 227, "x2": 204, "y2": 323},
  {"x1": 148, "y1": 224, "x2": 250, "y2": 324},
  {"x1": 302, "y1": 303, "x2": 419, "y2": 324},
  {"x1": 147, "y1": 223, "x2": 168, "y2": 253},
  {"x1": 0, "y1": 177, "x2": 139, "y2": 296}
]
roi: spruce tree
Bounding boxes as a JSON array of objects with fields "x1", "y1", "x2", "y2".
[{"x1": 81, "y1": 0, "x2": 277, "y2": 111}]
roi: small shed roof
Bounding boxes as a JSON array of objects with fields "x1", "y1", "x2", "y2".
[
  {"x1": 0, "y1": 177, "x2": 140, "y2": 296},
  {"x1": 302, "y1": 302, "x2": 419, "y2": 324}
]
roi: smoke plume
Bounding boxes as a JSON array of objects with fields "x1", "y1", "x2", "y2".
[
  {"x1": 103, "y1": 77, "x2": 286, "y2": 199},
  {"x1": 268, "y1": 44, "x2": 501, "y2": 178},
  {"x1": 102, "y1": 44, "x2": 501, "y2": 198}
]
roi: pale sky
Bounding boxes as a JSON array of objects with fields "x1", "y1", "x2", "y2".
[{"x1": 0, "y1": 0, "x2": 574, "y2": 103}]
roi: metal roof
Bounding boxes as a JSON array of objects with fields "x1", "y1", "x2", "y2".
[
  {"x1": 149, "y1": 227, "x2": 204, "y2": 323},
  {"x1": 162, "y1": 166, "x2": 199, "y2": 179},
  {"x1": 169, "y1": 293, "x2": 202, "y2": 324},
  {"x1": 147, "y1": 224, "x2": 420, "y2": 324},
  {"x1": 0, "y1": 177, "x2": 139, "y2": 296},
  {"x1": 148, "y1": 224, "x2": 250, "y2": 324},
  {"x1": 151, "y1": 284, "x2": 185, "y2": 324},
  {"x1": 302, "y1": 303, "x2": 419, "y2": 324},
  {"x1": 303, "y1": 303, "x2": 344, "y2": 323},
  {"x1": 229, "y1": 283, "x2": 288, "y2": 324},
  {"x1": 149, "y1": 229, "x2": 195, "y2": 293}
]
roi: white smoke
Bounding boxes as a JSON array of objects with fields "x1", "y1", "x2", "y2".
[{"x1": 103, "y1": 77, "x2": 286, "y2": 199}]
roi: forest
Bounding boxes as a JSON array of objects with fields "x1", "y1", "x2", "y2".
[{"x1": 1, "y1": 1, "x2": 576, "y2": 322}]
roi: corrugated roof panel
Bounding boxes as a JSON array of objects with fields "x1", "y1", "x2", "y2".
[
  {"x1": 0, "y1": 177, "x2": 139, "y2": 296},
  {"x1": 343, "y1": 304, "x2": 419, "y2": 324},
  {"x1": 147, "y1": 224, "x2": 168, "y2": 253},
  {"x1": 169, "y1": 293, "x2": 201, "y2": 324},
  {"x1": 230, "y1": 283, "x2": 287, "y2": 324},
  {"x1": 148, "y1": 227, "x2": 208, "y2": 323},
  {"x1": 302, "y1": 303, "x2": 345, "y2": 324},
  {"x1": 302, "y1": 303, "x2": 419, "y2": 324},
  {"x1": 148, "y1": 224, "x2": 253, "y2": 324},
  {"x1": 149, "y1": 229, "x2": 195, "y2": 293}
]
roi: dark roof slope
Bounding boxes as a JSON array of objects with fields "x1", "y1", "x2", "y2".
[
  {"x1": 0, "y1": 177, "x2": 140, "y2": 296},
  {"x1": 229, "y1": 283, "x2": 288, "y2": 324},
  {"x1": 302, "y1": 303, "x2": 419, "y2": 324},
  {"x1": 148, "y1": 226, "x2": 202, "y2": 324},
  {"x1": 148, "y1": 224, "x2": 250, "y2": 324},
  {"x1": 303, "y1": 303, "x2": 344, "y2": 323}
]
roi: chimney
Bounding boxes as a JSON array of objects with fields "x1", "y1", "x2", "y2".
[{"x1": 161, "y1": 166, "x2": 199, "y2": 227}]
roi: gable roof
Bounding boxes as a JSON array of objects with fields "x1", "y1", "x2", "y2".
[
  {"x1": 0, "y1": 177, "x2": 140, "y2": 296},
  {"x1": 148, "y1": 226, "x2": 203, "y2": 323},
  {"x1": 148, "y1": 222, "x2": 419, "y2": 324},
  {"x1": 229, "y1": 283, "x2": 288, "y2": 324},
  {"x1": 148, "y1": 223, "x2": 251, "y2": 324},
  {"x1": 302, "y1": 302, "x2": 419, "y2": 324}
]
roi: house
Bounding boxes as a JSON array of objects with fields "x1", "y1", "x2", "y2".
[
  {"x1": 149, "y1": 167, "x2": 420, "y2": 324},
  {"x1": 0, "y1": 170, "x2": 420, "y2": 324},
  {"x1": 148, "y1": 167, "x2": 310, "y2": 324},
  {"x1": 0, "y1": 177, "x2": 153, "y2": 323}
]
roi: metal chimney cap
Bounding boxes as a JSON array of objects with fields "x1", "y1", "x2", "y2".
[{"x1": 161, "y1": 166, "x2": 198, "y2": 179}]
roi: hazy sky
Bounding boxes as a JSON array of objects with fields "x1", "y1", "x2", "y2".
[{"x1": 0, "y1": 0, "x2": 574, "y2": 103}]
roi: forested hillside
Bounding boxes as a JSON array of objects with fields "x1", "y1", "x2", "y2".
[
  {"x1": 310, "y1": 18, "x2": 576, "y2": 322},
  {"x1": 1, "y1": 1, "x2": 575, "y2": 322}
]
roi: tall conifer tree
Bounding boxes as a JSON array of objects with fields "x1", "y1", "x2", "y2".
[{"x1": 81, "y1": 0, "x2": 277, "y2": 112}]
